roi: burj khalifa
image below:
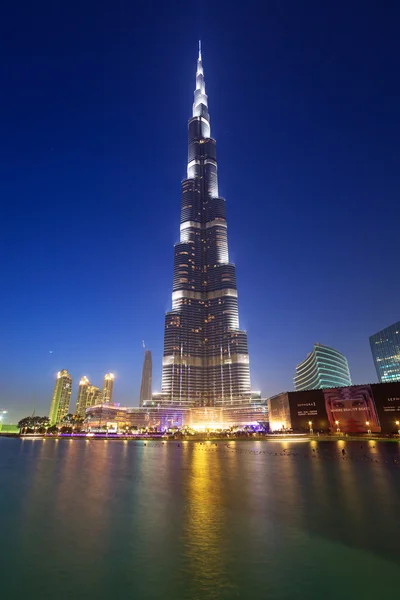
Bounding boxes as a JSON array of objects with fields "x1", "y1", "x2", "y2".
[{"x1": 161, "y1": 44, "x2": 251, "y2": 407}]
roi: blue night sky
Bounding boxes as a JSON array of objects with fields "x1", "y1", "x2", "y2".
[{"x1": 1, "y1": 0, "x2": 399, "y2": 422}]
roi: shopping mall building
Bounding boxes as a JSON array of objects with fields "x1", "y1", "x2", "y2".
[{"x1": 86, "y1": 398, "x2": 268, "y2": 432}]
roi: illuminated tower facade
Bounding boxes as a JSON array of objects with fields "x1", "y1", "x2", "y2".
[
  {"x1": 49, "y1": 369, "x2": 72, "y2": 425},
  {"x1": 87, "y1": 385, "x2": 102, "y2": 410},
  {"x1": 76, "y1": 376, "x2": 90, "y2": 417},
  {"x1": 76, "y1": 376, "x2": 103, "y2": 417},
  {"x1": 103, "y1": 373, "x2": 115, "y2": 404},
  {"x1": 140, "y1": 350, "x2": 152, "y2": 407},
  {"x1": 161, "y1": 44, "x2": 251, "y2": 407}
]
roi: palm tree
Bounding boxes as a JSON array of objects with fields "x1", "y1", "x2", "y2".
[{"x1": 18, "y1": 415, "x2": 49, "y2": 433}]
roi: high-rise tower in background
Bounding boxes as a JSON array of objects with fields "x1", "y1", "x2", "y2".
[
  {"x1": 103, "y1": 373, "x2": 115, "y2": 404},
  {"x1": 76, "y1": 376, "x2": 102, "y2": 417},
  {"x1": 87, "y1": 385, "x2": 102, "y2": 410},
  {"x1": 370, "y1": 321, "x2": 400, "y2": 383},
  {"x1": 161, "y1": 44, "x2": 251, "y2": 407},
  {"x1": 49, "y1": 369, "x2": 72, "y2": 425},
  {"x1": 140, "y1": 350, "x2": 152, "y2": 407},
  {"x1": 294, "y1": 343, "x2": 352, "y2": 391},
  {"x1": 76, "y1": 376, "x2": 90, "y2": 417}
]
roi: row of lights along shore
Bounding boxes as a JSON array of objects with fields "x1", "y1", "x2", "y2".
[{"x1": 307, "y1": 420, "x2": 400, "y2": 436}]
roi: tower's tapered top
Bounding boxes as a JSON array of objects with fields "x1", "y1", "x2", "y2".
[{"x1": 193, "y1": 42, "x2": 209, "y2": 123}]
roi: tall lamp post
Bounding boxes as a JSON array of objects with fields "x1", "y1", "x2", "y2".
[
  {"x1": 335, "y1": 420, "x2": 340, "y2": 433},
  {"x1": 396, "y1": 420, "x2": 400, "y2": 436},
  {"x1": 366, "y1": 421, "x2": 371, "y2": 435},
  {"x1": 308, "y1": 420, "x2": 313, "y2": 435}
]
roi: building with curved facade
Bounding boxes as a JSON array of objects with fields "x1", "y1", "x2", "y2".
[
  {"x1": 294, "y1": 343, "x2": 352, "y2": 391},
  {"x1": 160, "y1": 43, "x2": 251, "y2": 407}
]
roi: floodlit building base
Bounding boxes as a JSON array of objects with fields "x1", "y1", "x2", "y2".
[{"x1": 86, "y1": 402, "x2": 268, "y2": 432}]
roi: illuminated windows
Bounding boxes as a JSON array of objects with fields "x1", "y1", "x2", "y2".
[
  {"x1": 370, "y1": 322, "x2": 400, "y2": 383},
  {"x1": 160, "y1": 47, "x2": 251, "y2": 407}
]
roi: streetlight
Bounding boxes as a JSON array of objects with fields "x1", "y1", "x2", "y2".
[
  {"x1": 396, "y1": 420, "x2": 400, "y2": 436},
  {"x1": 335, "y1": 420, "x2": 340, "y2": 433},
  {"x1": 308, "y1": 420, "x2": 313, "y2": 435},
  {"x1": 366, "y1": 421, "x2": 371, "y2": 435}
]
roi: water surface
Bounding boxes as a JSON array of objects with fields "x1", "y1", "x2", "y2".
[{"x1": 1, "y1": 438, "x2": 400, "y2": 599}]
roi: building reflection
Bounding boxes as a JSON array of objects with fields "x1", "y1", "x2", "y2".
[
  {"x1": 306, "y1": 440, "x2": 331, "y2": 509},
  {"x1": 184, "y1": 443, "x2": 227, "y2": 595},
  {"x1": 19, "y1": 439, "x2": 60, "y2": 518}
]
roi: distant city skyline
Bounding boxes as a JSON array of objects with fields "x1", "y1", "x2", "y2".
[
  {"x1": 48, "y1": 372, "x2": 114, "y2": 423},
  {"x1": 1, "y1": 3, "x2": 399, "y2": 422}
]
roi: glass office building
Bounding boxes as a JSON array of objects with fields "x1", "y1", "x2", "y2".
[
  {"x1": 294, "y1": 343, "x2": 352, "y2": 391},
  {"x1": 370, "y1": 321, "x2": 400, "y2": 383}
]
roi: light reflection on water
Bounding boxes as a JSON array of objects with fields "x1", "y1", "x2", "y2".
[{"x1": 1, "y1": 438, "x2": 400, "y2": 599}]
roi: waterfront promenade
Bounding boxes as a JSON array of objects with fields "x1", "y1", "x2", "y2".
[{"x1": 14, "y1": 432, "x2": 400, "y2": 443}]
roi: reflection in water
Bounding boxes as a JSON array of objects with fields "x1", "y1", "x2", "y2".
[
  {"x1": 1, "y1": 439, "x2": 400, "y2": 600},
  {"x1": 184, "y1": 445, "x2": 227, "y2": 596},
  {"x1": 19, "y1": 440, "x2": 60, "y2": 541},
  {"x1": 307, "y1": 440, "x2": 331, "y2": 510}
]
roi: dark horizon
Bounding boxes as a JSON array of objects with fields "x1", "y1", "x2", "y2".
[{"x1": 1, "y1": 0, "x2": 399, "y2": 421}]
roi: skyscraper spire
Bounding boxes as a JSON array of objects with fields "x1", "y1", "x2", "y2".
[
  {"x1": 193, "y1": 42, "x2": 209, "y2": 127},
  {"x1": 160, "y1": 46, "x2": 251, "y2": 408}
]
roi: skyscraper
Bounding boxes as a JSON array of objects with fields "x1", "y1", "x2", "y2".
[
  {"x1": 87, "y1": 385, "x2": 102, "y2": 410},
  {"x1": 140, "y1": 350, "x2": 152, "y2": 407},
  {"x1": 75, "y1": 376, "x2": 90, "y2": 417},
  {"x1": 294, "y1": 343, "x2": 352, "y2": 391},
  {"x1": 370, "y1": 321, "x2": 400, "y2": 383},
  {"x1": 76, "y1": 376, "x2": 103, "y2": 418},
  {"x1": 49, "y1": 369, "x2": 72, "y2": 425},
  {"x1": 103, "y1": 373, "x2": 115, "y2": 404},
  {"x1": 161, "y1": 44, "x2": 251, "y2": 407}
]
